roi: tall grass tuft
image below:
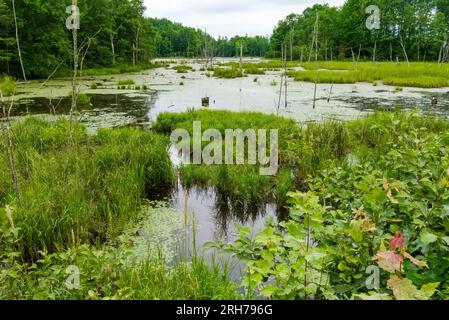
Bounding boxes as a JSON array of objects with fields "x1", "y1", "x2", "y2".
[{"x1": 0, "y1": 118, "x2": 173, "y2": 260}]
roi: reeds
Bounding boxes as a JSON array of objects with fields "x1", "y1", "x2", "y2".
[{"x1": 0, "y1": 118, "x2": 173, "y2": 260}]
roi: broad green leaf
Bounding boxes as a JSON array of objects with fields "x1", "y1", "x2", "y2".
[
  {"x1": 420, "y1": 230, "x2": 438, "y2": 246},
  {"x1": 260, "y1": 285, "x2": 278, "y2": 298},
  {"x1": 419, "y1": 282, "x2": 440, "y2": 300}
]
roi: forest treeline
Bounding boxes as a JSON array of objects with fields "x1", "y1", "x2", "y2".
[
  {"x1": 270, "y1": 0, "x2": 449, "y2": 62},
  {"x1": 0, "y1": 0, "x2": 269, "y2": 79},
  {"x1": 1, "y1": 0, "x2": 449, "y2": 79}
]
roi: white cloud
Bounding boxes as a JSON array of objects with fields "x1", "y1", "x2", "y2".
[{"x1": 144, "y1": 0, "x2": 346, "y2": 38}]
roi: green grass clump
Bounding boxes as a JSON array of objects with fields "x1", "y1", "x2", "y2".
[
  {"x1": 82, "y1": 63, "x2": 162, "y2": 76},
  {"x1": 244, "y1": 64, "x2": 265, "y2": 75},
  {"x1": 288, "y1": 70, "x2": 358, "y2": 84},
  {"x1": 118, "y1": 79, "x2": 135, "y2": 86},
  {"x1": 90, "y1": 83, "x2": 98, "y2": 89},
  {"x1": 173, "y1": 65, "x2": 193, "y2": 73},
  {"x1": 0, "y1": 77, "x2": 17, "y2": 97},
  {"x1": 383, "y1": 76, "x2": 448, "y2": 88},
  {"x1": 224, "y1": 60, "x2": 297, "y2": 71},
  {"x1": 155, "y1": 109, "x2": 299, "y2": 203},
  {"x1": 68, "y1": 91, "x2": 91, "y2": 105},
  {"x1": 213, "y1": 68, "x2": 245, "y2": 79},
  {"x1": 0, "y1": 118, "x2": 173, "y2": 260},
  {"x1": 297, "y1": 61, "x2": 449, "y2": 88}
]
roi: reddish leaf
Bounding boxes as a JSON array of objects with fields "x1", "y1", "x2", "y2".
[
  {"x1": 373, "y1": 251, "x2": 403, "y2": 273},
  {"x1": 390, "y1": 231, "x2": 405, "y2": 250}
]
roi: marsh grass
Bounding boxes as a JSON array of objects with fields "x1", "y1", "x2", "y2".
[
  {"x1": 0, "y1": 77, "x2": 17, "y2": 96},
  {"x1": 0, "y1": 118, "x2": 173, "y2": 260},
  {"x1": 67, "y1": 91, "x2": 91, "y2": 105},
  {"x1": 294, "y1": 62, "x2": 449, "y2": 88},
  {"x1": 118, "y1": 79, "x2": 135, "y2": 86},
  {"x1": 81, "y1": 63, "x2": 164, "y2": 76},
  {"x1": 155, "y1": 109, "x2": 449, "y2": 204},
  {"x1": 173, "y1": 65, "x2": 193, "y2": 73},
  {"x1": 213, "y1": 67, "x2": 245, "y2": 79},
  {"x1": 0, "y1": 238, "x2": 239, "y2": 300}
]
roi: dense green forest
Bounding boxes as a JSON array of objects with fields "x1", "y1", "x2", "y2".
[
  {"x1": 1, "y1": 0, "x2": 449, "y2": 79},
  {"x1": 0, "y1": 0, "x2": 269, "y2": 79},
  {"x1": 270, "y1": 0, "x2": 449, "y2": 61}
]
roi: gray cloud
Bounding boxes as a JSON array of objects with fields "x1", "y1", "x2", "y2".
[{"x1": 144, "y1": 0, "x2": 346, "y2": 37}]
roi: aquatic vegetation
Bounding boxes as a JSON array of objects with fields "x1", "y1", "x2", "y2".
[
  {"x1": 295, "y1": 62, "x2": 449, "y2": 88},
  {"x1": 0, "y1": 118, "x2": 173, "y2": 260},
  {"x1": 287, "y1": 70, "x2": 357, "y2": 84},
  {"x1": 0, "y1": 228, "x2": 239, "y2": 300},
  {"x1": 67, "y1": 91, "x2": 91, "y2": 105},
  {"x1": 155, "y1": 109, "x2": 299, "y2": 203},
  {"x1": 90, "y1": 83, "x2": 98, "y2": 89},
  {"x1": 81, "y1": 63, "x2": 163, "y2": 77},
  {"x1": 118, "y1": 79, "x2": 135, "y2": 86},
  {"x1": 383, "y1": 76, "x2": 448, "y2": 88},
  {"x1": 243, "y1": 64, "x2": 265, "y2": 75},
  {"x1": 213, "y1": 67, "x2": 245, "y2": 79},
  {"x1": 0, "y1": 77, "x2": 17, "y2": 97},
  {"x1": 223, "y1": 60, "x2": 297, "y2": 71},
  {"x1": 173, "y1": 65, "x2": 193, "y2": 73}
]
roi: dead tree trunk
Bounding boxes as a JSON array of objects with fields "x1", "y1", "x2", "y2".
[
  {"x1": 70, "y1": 0, "x2": 78, "y2": 119},
  {"x1": 399, "y1": 35, "x2": 410, "y2": 66},
  {"x1": 110, "y1": 32, "x2": 116, "y2": 65},
  {"x1": 239, "y1": 41, "x2": 243, "y2": 74},
  {"x1": 284, "y1": 43, "x2": 288, "y2": 108},
  {"x1": 311, "y1": 12, "x2": 319, "y2": 109},
  {"x1": 12, "y1": 0, "x2": 26, "y2": 81}
]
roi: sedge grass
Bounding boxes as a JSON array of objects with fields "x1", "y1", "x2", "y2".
[
  {"x1": 294, "y1": 62, "x2": 449, "y2": 88},
  {"x1": 0, "y1": 117, "x2": 173, "y2": 260}
]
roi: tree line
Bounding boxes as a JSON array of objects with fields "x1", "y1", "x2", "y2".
[
  {"x1": 2, "y1": 0, "x2": 449, "y2": 80},
  {"x1": 0, "y1": 0, "x2": 270, "y2": 79},
  {"x1": 269, "y1": 0, "x2": 449, "y2": 62}
]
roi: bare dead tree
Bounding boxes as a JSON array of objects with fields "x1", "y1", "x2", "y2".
[
  {"x1": 79, "y1": 28, "x2": 102, "y2": 76},
  {"x1": 284, "y1": 43, "x2": 288, "y2": 108},
  {"x1": 399, "y1": 34, "x2": 410, "y2": 66},
  {"x1": 110, "y1": 32, "x2": 116, "y2": 65},
  {"x1": 277, "y1": 43, "x2": 285, "y2": 111},
  {"x1": 311, "y1": 12, "x2": 319, "y2": 110},
  {"x1": 12, "y1": 0, "x2": 26, "y2": 81}
]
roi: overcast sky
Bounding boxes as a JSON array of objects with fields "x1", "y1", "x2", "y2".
[{"x1": 144, "y1": 0, "x2": 346, "y2": 38}]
